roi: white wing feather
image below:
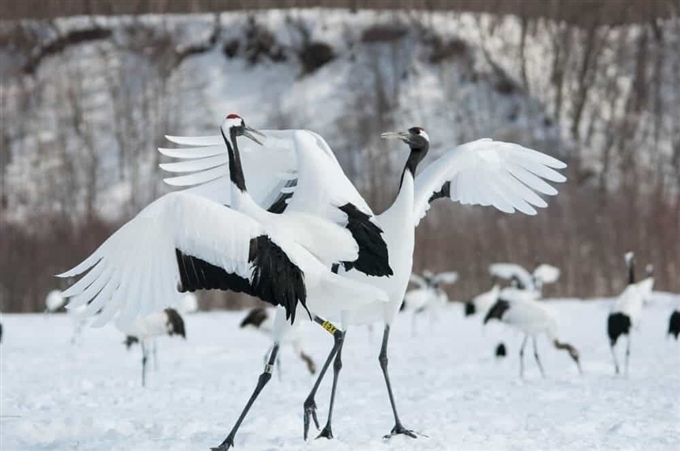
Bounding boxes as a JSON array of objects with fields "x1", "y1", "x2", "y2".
[
  {"x1": 413, "y1": 139, "x2": 567, "y2": 225},
  {"x1": 58, "y1": 192, "x2": 388, "y2": 327},
  {"x1": 532, "y1": 264, "x2": 561, "y2": 285},
  {"x1": 162, "y1": 131, "x2": 298, "y2": 208},
  {"x1": 160, "y1": 130, "x2": 376, "y2": 225},
  {"x1": 489, "y1": 263, "x2": 534, "y2": 289},
  {"x1": 58, "y1": 192, "x2": 263, "y2": 326},
  {"x1": 284, "y1": 131, "x2": 373, "y2": 220},
  {"x1": 433, "y1": 271, "x2": 459, "y2": 285}
]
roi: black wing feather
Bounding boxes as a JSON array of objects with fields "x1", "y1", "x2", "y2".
[
  {"x1": 175, "y1": 235, "x2": 308, "y2": 323},
  {"x1": 484, "y1": 299, "x2": 510, "y2": 324},
  {"x1": 428, "y1": 181, "x2": 451, "y2": 204},
  {"x1": 339, "y1": 203, "x2": 392, "y2": 277}
]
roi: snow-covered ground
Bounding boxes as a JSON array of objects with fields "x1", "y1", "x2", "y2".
[{"x1": 2, "y1": 294, "x2": 679, "y2": 451}]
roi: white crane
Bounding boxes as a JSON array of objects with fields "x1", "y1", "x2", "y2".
[
  {"x1": 608, "y1": 252, "x2": 655, "y2": 375},
  {"x1": 161, "y1": 125, "x2": 567, "y2": 440},
  {"x1": 58, "y1": 115, "x2": 390, "y2": 451},
  {"x1": 484, "y1": 298, "x2": 581, "y2": 377},
  {"x1": 118, "y1": 308, "x2": 186, "y2": 386},
  {"x1": 240, "y1": 306, "x2": 316, "y2": 375},
  {"x1": 44, "y1": 289, "x2": 88, "y2": 344},
  {"x1": 402, "y1": 270, "x2": 458, "y2": 333}
]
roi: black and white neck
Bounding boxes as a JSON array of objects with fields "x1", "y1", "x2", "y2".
[
  {"x1": 625, "y1": 252, "x2": 635, "y2": 285},
  {"x1": 221, "y1": 116, "x2": 248, "y2": 194},
  {"x1": 388, "y1": 127, "x2": 430, "y2": 189}
]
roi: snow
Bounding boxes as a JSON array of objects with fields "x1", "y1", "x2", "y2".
[{"x1": 2, "y1": 294, "x2": 679, "y2": 451}]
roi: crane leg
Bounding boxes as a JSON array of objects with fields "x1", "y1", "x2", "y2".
[
  {"x1": 519, "y1": 335, "x2": 528, "y2": 378},
  {"x1": 317, "y1": 329, "x2": 346, "y2": 439},
  {"x1": 532, "y1": 337, "x2": 545, "y2": 378},
  {"x1": 624, "y1": 335, "x2": 631, "y2": 377},
  {"x1": 211, "y1": 344, "x2": 280, "y2": 451},
  {"x1": 380, "y1": 325, "x2": 416, "y2": 439},
  {"x1": 302, "y1": 316, "x2": 344, "y2": 440},
  {"x1": 276, "y1": 351, "x2": 283, "y2": 381},
  {"x1": 610, "y1": 342, "x2": 620, "y2": 374},
  {"x1": 141, "y1": 341, "x2": 148, "y2": 387}
]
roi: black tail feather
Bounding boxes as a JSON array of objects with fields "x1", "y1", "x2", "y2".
[
  {"x1": 607, "y1": 312, "x2": 631, "y2": 346},
  {"x1": 164, "y1": 308, "x2": 186, "y2": 338},
  {"x1": 668, "y1": 311, "x2": 680, "y2": 340},
  {"x1": 484, "y1": 299, "x2": 510, "y2": 324}
]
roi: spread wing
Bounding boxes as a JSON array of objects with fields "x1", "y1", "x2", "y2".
[
  {"x1": 160, "y1": 129, "x2": 391, "y2": 277},
  {"x1": 490, "y1": 263, "x2": 534, "y2": 290},
  {"x1": 532, "y1": 264, "x2": 561, "y2": 285},
  {"x1": 413, "y1": 139, "x2": 567, "y2": 226},
  {"x1": 57, "y1": 192, "x2": 307, "y2": 326},
  {"x1": 160, "y1": 130, "x2": 298, "y2": 211},
  {"x1": 58, "y1": 192, "x2": 389, "y2": 328}
]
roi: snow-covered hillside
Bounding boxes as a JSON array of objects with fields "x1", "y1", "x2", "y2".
[
  {"x1": 0, "y1": 10, "x2": 562, "y2": 223},
  {"x1": 2, "y1": 295, "x2": 679, "y2": 450}
]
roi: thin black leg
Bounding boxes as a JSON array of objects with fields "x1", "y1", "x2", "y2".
[
  {"x1": 610, "y1": 342, "x2": 620, "y2": 374},
  {"x1": 302, "y1": 316, "x2": 344, "y2": 441},
  {"x1": 532, "y1": 337, "x2": 545, "y2": 378},
  {"x1": 276, "y1": 350, "x2": 282, "y2": 381},
  {"x1": 625, "y1": 335, "x2": 631, "y2": 376},
  {"x1": 141, "y1": 341, "x2": 148, "y2": 387},
  {"x1": 519, "y1": 335, "x2": 528, "y2": 378},
  {"x1": 379, "y1": 325, "x2": 416, "y2": 439},
  {"x1": 317, "y1": 329, "x2": 346, "y2": 439},
  {"x1": 211, "y1": 344, "x2": 280, "y2": 451}
]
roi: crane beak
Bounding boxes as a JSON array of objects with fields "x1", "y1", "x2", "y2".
[
  {"x1": 243, "y1": 126, "x2": 266, "y2": 146},
  {"x1": 381, "y1": 131, "x2": 411, "y2": 143}
]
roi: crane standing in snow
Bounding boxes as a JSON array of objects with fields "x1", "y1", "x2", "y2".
[
  {"x1": 122, "y1": 293, "x2": 198, "y2": 375},
  {"x1": 402, "y1": 270, "x2": 458, "y2": 334},
  {"x1": 484, "y1": 298, "x2": 581, "y2": 377},
  {"x1": 118, "y1": 308, "x2": 187, "y2": 386},
  {"x1": 608, "y1": 252, "x2": 655, "y2": 375}
]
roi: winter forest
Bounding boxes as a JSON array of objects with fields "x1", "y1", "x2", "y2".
[{"x1": 1, "y1": 0, "x2": 679, "y2": 312}]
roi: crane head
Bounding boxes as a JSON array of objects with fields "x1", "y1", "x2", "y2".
[
  {"x1": 381, "y1": 126, "x2": 429, "y2": 148},
  {"x1": 220, "y1": 114, "x2": 266, "y2": 146}
]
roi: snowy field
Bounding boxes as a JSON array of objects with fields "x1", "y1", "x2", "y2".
[{"x1": 2, "y1": 294, "x2": 679, "y2": 451}]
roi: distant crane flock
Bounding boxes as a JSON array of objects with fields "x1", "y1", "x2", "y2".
[{"x1": 33, "y1": 112, "x2": 673, "y2": 450}]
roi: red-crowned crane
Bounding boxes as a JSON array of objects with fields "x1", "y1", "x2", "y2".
[
  {"x1": 608, "y1": 252, "x2": 655, "y2": 375},
  {"x1": 58, "y1": 115, "x2": 390, "y2": 451},
  {"x1": 484, "y1": 298, "x2": 581, "y2": 377},
  {"x1": 118, "y1": 308, "x2": 186, "y2": 386}
]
